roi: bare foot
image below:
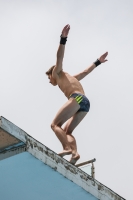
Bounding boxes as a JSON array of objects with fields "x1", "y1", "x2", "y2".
[
  {"x1": 70, "y1": 153, "x2": 80, "y2": 165},
  {"x1": 58, "y1": 149, "x2": 72, "y2": 157}
]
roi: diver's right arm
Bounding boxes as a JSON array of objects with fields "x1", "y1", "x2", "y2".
[{"x1": 74, "y1": 52, "x2": 108, "y2": 81}]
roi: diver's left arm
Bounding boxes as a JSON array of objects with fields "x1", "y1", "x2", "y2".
[
  {"x1": 53, "y1": 25, "x2": 70, "y2": 77},
  {"x1": 73, "y1": 52, "x2": 108, "y2": 81}
]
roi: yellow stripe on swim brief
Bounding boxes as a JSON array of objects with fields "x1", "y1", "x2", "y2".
[{"x1": 75, "y1": 95, "x2": 83, "y2": 104}]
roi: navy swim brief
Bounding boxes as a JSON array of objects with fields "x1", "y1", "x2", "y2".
[{"x1": 69, "y1": 93, "x2": 90, "y2": 112}]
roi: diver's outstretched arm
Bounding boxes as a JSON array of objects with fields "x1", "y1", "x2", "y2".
[
  {"x1": 53, "y1": 24, "x2": 70, "y2": 76},
  {"x1": 74, "y1": 52, "x2": 108, "y2": 81}
]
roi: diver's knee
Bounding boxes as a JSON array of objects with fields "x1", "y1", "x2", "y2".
[{"x1": 51, "y1": 122, "x2": 56, "y2": 131}]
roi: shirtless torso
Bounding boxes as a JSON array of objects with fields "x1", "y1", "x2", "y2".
[{"x1": 56, "y1": 71, "x2": 85, "y2": 98}]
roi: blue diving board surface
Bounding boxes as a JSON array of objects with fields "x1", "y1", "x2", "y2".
[
  {"x1": 0, "y1": 116, "x2": 125, "y2": 200},
  {"x1": 0, "y1": 152, "x2": 97, "y2": 200}
]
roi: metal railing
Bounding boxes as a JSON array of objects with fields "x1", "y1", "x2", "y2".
[{"x1": 76, "y1": 158, "x2": 96, "y2": 178}]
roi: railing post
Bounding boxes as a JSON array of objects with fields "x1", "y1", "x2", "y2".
[
  {"x1": 75, "y1": 158, "x2": 96, "y2": 178},
  {"x1": 91, "y1": 162, "x2": 95, "y2": 178}
]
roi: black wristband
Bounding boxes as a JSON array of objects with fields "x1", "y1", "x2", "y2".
[
  {"x1": 60, "y1": 35, "x2": 67, "y2": 45},
  {"x1": 94, "y1": 59, "x2": 101, "y2": 67}
]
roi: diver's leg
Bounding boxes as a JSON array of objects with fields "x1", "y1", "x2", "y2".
[
  {"x1": 51, "y1": 98, "x2": 80, "y2": 156},
  {"x1": 63, "y1": 111, "x2": 87, "y2": 164}
]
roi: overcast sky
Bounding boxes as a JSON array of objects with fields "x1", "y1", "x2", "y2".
[{"x1": 0, "y1": 0, "x2": 133, "y2": 199}]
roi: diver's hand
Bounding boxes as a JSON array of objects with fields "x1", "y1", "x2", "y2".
[
  {"x1": 98, "y1": 52, "x2": 108, "y2": 63},
  {"x1": 61, "y1": 24, "x2": 70, "y2": 37}
]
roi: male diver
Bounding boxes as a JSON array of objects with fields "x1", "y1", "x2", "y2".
[{"x1": 46, "y1": 24, "x2": 108, "y2": 164}]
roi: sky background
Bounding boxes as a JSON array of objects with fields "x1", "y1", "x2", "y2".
[{"x1": 0, "y1": 0, "x2": 133, "y2": 199}]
